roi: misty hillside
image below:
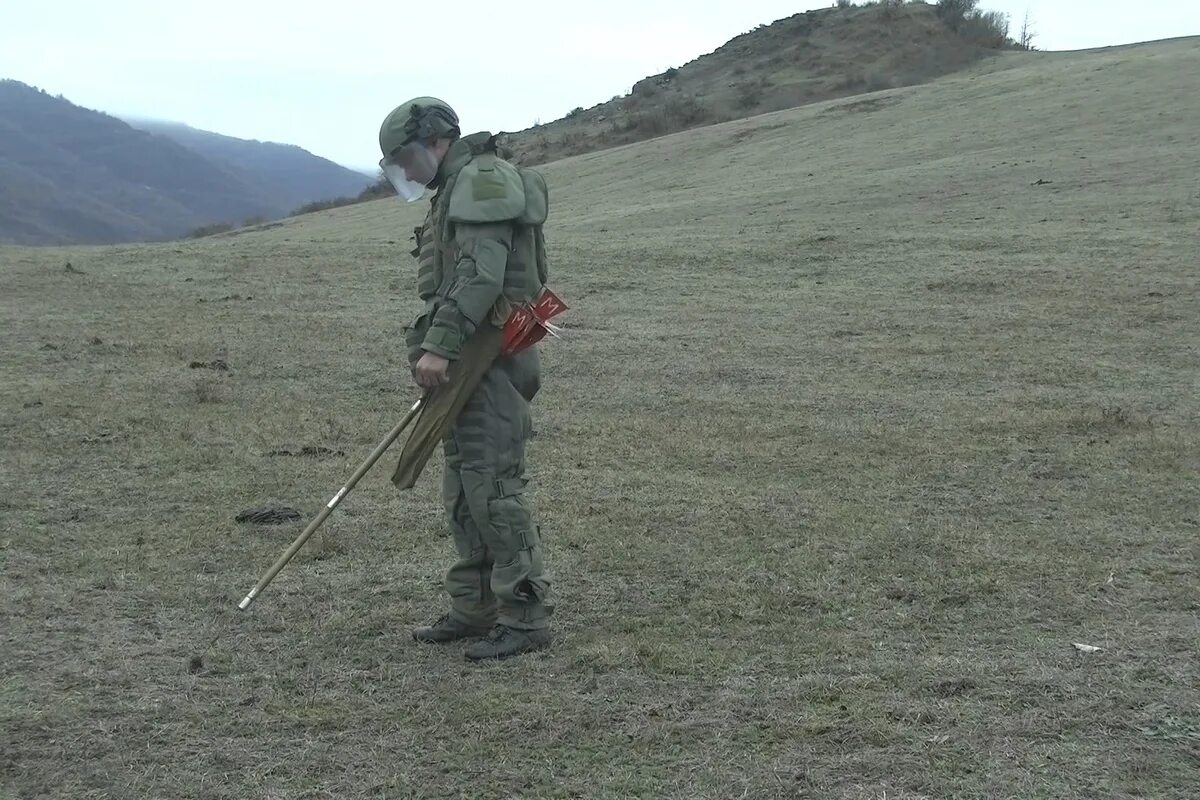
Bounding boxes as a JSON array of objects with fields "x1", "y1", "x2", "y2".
[
  {"x1": 125, "y1": 119, "x2": 370, "y2": 214},
  {"x1": 0, "y1": 81, "x2": 368, "y2": 245},
  {"x1": 508, "y1": 1, "x2": 1010, "y2": 165},
  {"x1": 0, "y1": 80, "x2": 274, "y2": 245}
]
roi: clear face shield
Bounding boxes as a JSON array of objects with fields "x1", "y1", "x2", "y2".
[{"x1": 379, "y1": 140, "x2": 440, "y2": 202}]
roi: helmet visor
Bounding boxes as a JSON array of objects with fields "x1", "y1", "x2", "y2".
[{"x1": 379, "y1": 141, "x2": 440, "y2": 203}]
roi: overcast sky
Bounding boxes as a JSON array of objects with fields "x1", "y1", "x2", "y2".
[{"x1": 2, "y1": 1, "x2": 1196, "y2": 169}]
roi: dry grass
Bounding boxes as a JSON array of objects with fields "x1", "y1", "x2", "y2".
[{"x1": 2, "y1": 39, "x2": 1199, "y2": 799}]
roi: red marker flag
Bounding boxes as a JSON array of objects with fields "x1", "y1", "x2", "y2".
[
  {"x1": 502, "y1": 288, "x2": 568, "y2": 356},
  {"x1": 390, "y1": 289, "x2": 566, "y2": 490}
]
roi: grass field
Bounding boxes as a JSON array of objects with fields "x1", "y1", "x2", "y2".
[{"x1": 2, "y1": 40, "x2": 1199, "y2": 799}]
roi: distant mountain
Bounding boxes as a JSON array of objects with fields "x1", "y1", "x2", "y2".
[
  {"x1": 124, "y1": 119, "x2": 371, "y2": 215},
  {"x1": 0, "y1": 80, "x2": 271, "y2": 244},
  {"x1": 0, "y1": 80, "x2": 370, "y2": 245}
]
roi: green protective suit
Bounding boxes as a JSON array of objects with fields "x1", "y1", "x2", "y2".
[{"x1": 404, "y1": 131, "x2": 552, "y2": 630}]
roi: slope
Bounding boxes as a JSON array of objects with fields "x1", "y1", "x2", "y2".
[
  {"x1": 1, "y1": 37, "x2": 1198, "y2": 800},
  {"x1": 508, "y1": 1, "x2": 1001, "y2": 165},
  {"x1": 124, "y1": 119, "x2": 371, "y2": 213}
]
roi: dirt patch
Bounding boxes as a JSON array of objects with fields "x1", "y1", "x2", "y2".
[
  {"x1": 234, "y1": 506, "x2": 303, "y2": 525},
  {"x1": 266, "y1": 446, "x2": 346, "y2": 458},
  {"x1": 189, "y1": 359, "x2": 229, "y2": 371},
  {"x1": 883, "y1": 585, "x2": 920, "y2": 603}
]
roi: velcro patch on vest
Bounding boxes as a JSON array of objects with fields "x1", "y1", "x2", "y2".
[{"x1": 472, "y1": 174, "x2": 509, "y2": 201}]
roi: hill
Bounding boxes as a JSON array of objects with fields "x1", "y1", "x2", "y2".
[
  {"x1": 123, "y1": 119, "x2": 370, "y2": 215},
  {"x1": 508, "y1": 1, "x2": 1008, "y2": 165},
  {"x1": 0, "y1": 80, "x2": 272, "y2": 244},
  {"x1": 2, "y1": 36, "x2": 1198, "y2": 800},
  {"x1": 0, "y1": 81, "x2": 369, "y2": 245}
]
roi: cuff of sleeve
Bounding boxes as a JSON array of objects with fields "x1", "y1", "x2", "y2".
[{"x1": 421, "y1": 326, "x2": 463, "y2": 360}]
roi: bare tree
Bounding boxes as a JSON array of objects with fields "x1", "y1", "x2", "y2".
[{"x1": 1019, "y1": 10, "x2": 1037, "y2": 50}]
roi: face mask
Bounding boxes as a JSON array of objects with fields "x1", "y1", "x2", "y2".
[{"x1": 379, "y1": 141, "x2": 440, "y2": 202}]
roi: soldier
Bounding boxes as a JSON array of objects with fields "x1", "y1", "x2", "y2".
[{"x1": 377, "y1": 98, "x2": 553, "y2": 661}]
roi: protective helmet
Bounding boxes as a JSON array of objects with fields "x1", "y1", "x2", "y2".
[
  {"x1": 378, "y1": 97, "x2": 460, "y2": 158},
  {"x1": 377, "y1": 97, "x2": 460, "y2": 202}
]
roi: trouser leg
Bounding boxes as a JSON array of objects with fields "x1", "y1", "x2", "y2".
[
  {"x1": 442, "y1": 446, "x2": 498, "y2": 627},
  {"x1": 443, "y1": 352, "x2": 552, "y2": 630}
]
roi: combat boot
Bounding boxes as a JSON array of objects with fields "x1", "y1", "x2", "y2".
[
  {"x1": 412, "y1": 614, "x2": 492, "y2": 644},
  {"x1": 464, "y1": 625, "x2": 551, "y2": 661}
]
